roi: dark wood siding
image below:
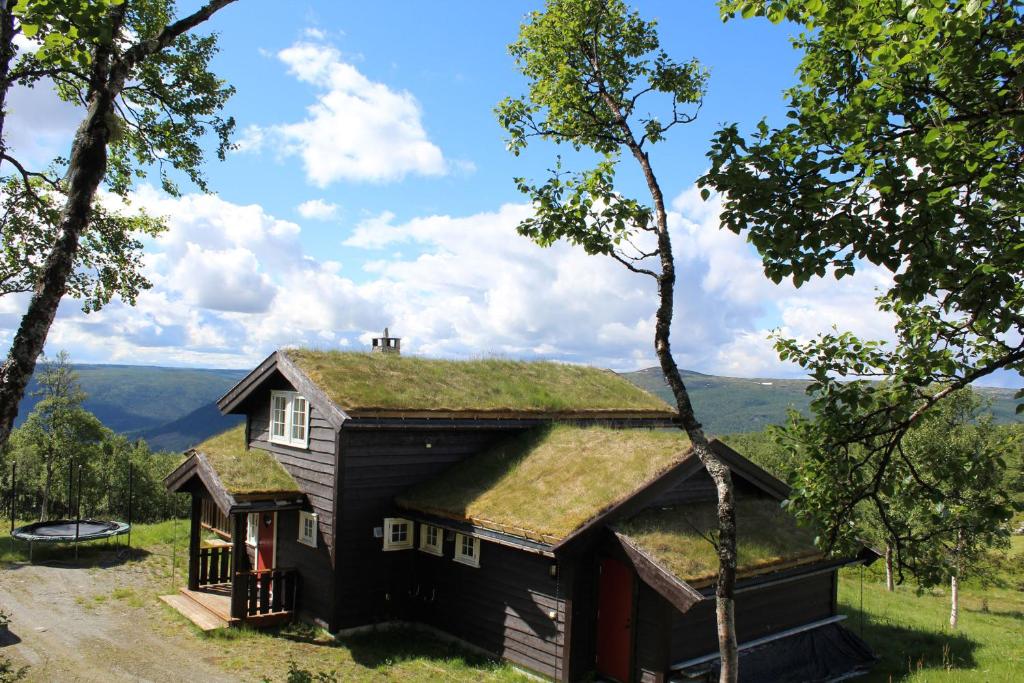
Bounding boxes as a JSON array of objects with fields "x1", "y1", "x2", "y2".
[
  {"x1": 669, "y1": 571, "x2": 837, "y2": 663},
  {"x1": 411, "y1": 536, "x2": 566, "y2": 680},
  {"x1": 333, "y1": 427, "x2": 509, "y2": 628},
  {"x1": 275, "y1": 509, "x2": 335, "y2": 627},
  {"x1": 654, "y1": 467, "x2": 767, "y2": 506},
  {"x1": 634, "y1": 582, "x2": 671, "y2": 683},
  {"x1": 246, "y1": 374, "x2": 338, "y2": 559}
]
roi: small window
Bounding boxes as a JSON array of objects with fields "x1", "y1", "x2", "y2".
[
  {"x1": 246, "y1": 513, "x2": 258, "y2": 546},
  {"x1": 454, "y1": 533, "x2": 480, "y2": 568},
  {"x1": 419, "y1": 524, "x2": 442, "y2": 556},
  {"x1": 269, "y1": 390, "x2": 309, "y2": 448},
  {"x1": 383, "y1": 517, "x2": 413, "y2": 551},
  {"x1": 298, "y1": 511, "x2": 318, "y2": 548}
]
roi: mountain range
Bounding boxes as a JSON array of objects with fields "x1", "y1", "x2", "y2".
[{"x1": 14, "y1": 362, "x2": 1020, "y2": 452}]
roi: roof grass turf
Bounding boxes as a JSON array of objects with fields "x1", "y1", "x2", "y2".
[
  {"x1": 285, "y1": 349, "x2": 674, "y2": 415},
  {"x1": 616, "y1": 497, "x2": 822, "y2": 586},
  {"x1": 397, "y1": 424, "x2": 691, "y2": 543},
  {"x1": 193, "y1": 424, "x2": 300, "y2": 496}
]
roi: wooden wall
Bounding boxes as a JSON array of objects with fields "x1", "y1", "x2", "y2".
[
  {"x1": 246, "y1": 373, "x2": 338, "y2": 559},
  {"x1": 275, "y1": 509, "x2": 336, "y2": 627},
  {"x1": 669, "y1": 571, "x2": 837, "y2": 663},
  {"x1": 333, "y1": 427, "x2": 508, "y2": 628},
  {"x1": 410, "y1": 536, "x2": 566, "y2": 680}
]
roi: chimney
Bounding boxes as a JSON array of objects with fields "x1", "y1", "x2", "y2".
[{"x1": 371, "y1": 328, "x2": 401, "y2": 354}]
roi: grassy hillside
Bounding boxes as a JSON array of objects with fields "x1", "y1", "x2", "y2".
[{"x1": 622, "y1": 367, "x2": 1021, "y2": 436}]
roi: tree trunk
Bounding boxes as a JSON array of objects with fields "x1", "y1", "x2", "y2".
[
  {"x1": 0, "y1": 5, "x2": 16, "y2": 153},
  {"x1": 885, "y1": 544, "x2": 895, "y2": 591},
  {"x1": 614, "y1": 130, "x2": 739, "y2": 679},
  {"x1": 0, "y1": 32, "x2": 121, "y2": 448},
  {"x1": 40, "y1": 458, "x2": 52, "y2": 521},
  {"x1": 950, "y1": 573, "x2": 959, "y2": 629}
]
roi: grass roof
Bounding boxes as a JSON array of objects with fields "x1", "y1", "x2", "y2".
[
  {"x1": 194, "y1": 425, "x2": 300, "y2": 496},
  {"x1": 397, "y1": 425, "x2": 691, "y2": 543},
  {"x1": 284, "y1": 349, "x2": 674, "y2": 416},
  {"x1": 616, "y1": 497, "x2": 822, "y2": 586}
]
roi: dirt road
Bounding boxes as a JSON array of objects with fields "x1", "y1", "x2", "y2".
[{"x1": 0, "y1": 551, "x2": 240, "y2": 682}]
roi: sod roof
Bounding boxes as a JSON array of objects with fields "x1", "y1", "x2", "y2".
[
  {"x1": 193, "y1": 424, "x2": 300, "y2": 496},
  {"x1": 283, "y1": 349, "x2": 674, "y2": 417},
  {"x1": 616, "y1": 497, "x2": 822, "y2": 587},
  {"x1": 397, "y1": 425, "x2": 692, "y2": 544}
]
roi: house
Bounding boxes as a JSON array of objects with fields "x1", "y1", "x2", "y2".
[{"x1": 162, "y1": 344, "x2": 876, "y2": 682}]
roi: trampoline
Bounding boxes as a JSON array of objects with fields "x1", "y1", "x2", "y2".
[
  {"x1": 12, "y1": 519, "x2": 130, "y2": 543},
  {"x1": 7, "y1": 458, "x2": 134, "y2": 562}
]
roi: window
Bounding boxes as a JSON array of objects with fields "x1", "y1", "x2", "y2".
[
  {"x1": 419, "y1": 524, "x2": 442, "y2": 556},
  {"x1": 454, "y1": 533, "x2": 480, "y2": 568},
  {"x1": 269, "y1": 391, "x2": 309, "y2": 448},
  {"x1": 383, "y1": 517, "x2": 413, "y2": 551},
  {"x1": 298, "y1": 511, "x2": 318, "y2": 548},
  {"x1": 246, "y1": 513, "x2": 258, "y2": 546}
]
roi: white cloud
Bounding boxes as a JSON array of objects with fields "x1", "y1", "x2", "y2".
[
  {"x1": 243, "y1": 40, "x2": 448, "y2": 186},
  {"x1": 296, "y1": 199, "x2": 339, "y2": 221},
  {"x1": 12, "y1": 183, "x2": 910, "y2": 379}
]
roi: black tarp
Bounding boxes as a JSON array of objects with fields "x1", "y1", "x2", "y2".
[{"x1": 671, "y1": 621, "x2": 877, "y2": 683}]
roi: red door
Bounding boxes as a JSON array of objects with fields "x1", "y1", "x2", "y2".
[
  {"x1": 256, "y1": 511, "x2": 275, "y2": 571},
  {"x1": 596, "y1": 557, "x2": 634, "y2": 682}
]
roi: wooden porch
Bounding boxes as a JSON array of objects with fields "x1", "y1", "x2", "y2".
[{"x1": 160, "y1": 493, "x2": 300, "y2": 631}]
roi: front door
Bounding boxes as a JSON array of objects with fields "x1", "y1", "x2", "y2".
[
  {"x1": 596, "y1": 557, "x2": 634, "y2": 682},
  {"x1": 256, "y1": 511, "x2": 276, "y2": 571}
]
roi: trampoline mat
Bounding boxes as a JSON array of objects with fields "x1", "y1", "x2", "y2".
[{"x1": 12, "y1": 519, "x2": 130, "y2": 542}]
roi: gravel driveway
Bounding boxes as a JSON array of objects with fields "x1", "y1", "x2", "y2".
[{"x1": 0, "y1": 550, "x2": 240, "y2": 682}]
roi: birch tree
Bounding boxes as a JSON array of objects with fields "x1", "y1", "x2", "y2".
[
  {"x1": 495, "y1": 1, "x2": 744, "y2": 678},
  {"x1": 0, "y1": 0, "x2": 239, "y2": 448},
  {"x1": 701, "y1": 0, "x2": 1024, "y2": 574}
]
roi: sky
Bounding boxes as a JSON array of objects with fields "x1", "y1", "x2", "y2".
[{"x1": 2, "y1": 1, "x2": 1012, "y2": 386}]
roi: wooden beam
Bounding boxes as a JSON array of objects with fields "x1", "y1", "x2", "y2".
[
  {"x1": 187, "y1": 493, "x2": 202, "y2": 591},
  {"x1": 230, "y1": 511, "x2": 249, "y2": 621},
  {"x1": 614, "y1": 532, "x2": 705, "y2": 614}
]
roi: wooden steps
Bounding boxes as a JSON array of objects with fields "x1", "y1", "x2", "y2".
[{"x1": 160, "y1": 593, "x2": 229, "y2": 631}]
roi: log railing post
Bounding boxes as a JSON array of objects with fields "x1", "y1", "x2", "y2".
[
  {"x1": 230, "y1": 511, "x2": 249, "y2": 621},
  {"x1": 187, "y1": 493, "x2": 201, "y2": 591}
]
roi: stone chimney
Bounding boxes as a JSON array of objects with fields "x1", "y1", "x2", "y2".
[{"x1": 371, "y1": 327, "x2": 401, "y2": 354}]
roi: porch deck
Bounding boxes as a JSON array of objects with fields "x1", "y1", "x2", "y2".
[{"x1": 160, "y1": 577, "x2": 298, "y2": 631}]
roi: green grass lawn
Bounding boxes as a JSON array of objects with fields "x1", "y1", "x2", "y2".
[
  {"x1": 837, "y1": 536, "x2": 1024, "y2": 682},
  {"x1": 3, "y1": 519, "x2": 1021, "y2": 681}
]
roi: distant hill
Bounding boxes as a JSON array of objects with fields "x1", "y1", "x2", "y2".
[
  {"x1": 17, "y1": 364, "x2": 247, "y2": 451},
  {"x1": 620, "y1": 367, "x2": 1022, "y2": 436},
  {"x1": 12, "y1": 362, "x2": 1019, "y2": 453}
]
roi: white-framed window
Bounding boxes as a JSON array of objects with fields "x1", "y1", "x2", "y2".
[
  {"x1": 298, "y1": 511, "x2": 318, "y2": 548},
  {"x1": 269, "y1": 390, "x2": 309, "y2": 448},
  {"x1": 383, "y1": 517, "x2": 413, "y2": 551},
  {"x1": 246, "y1": 513, "x2": 258, "y2": 546},
  {"x1": 454, "y1": 533, "x2": 480, "y2": 568},
  {"x1": 418, "y1": 524, "x2": 443, "y2": 556}
]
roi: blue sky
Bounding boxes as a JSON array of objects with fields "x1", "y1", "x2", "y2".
[{"x1": 4, "y1": 1, "x2": 1013, "y2": 387}]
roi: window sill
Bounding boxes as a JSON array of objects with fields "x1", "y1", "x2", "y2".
[{"x1": 453, "y1": 555, "x2": 480, "y2": 568}]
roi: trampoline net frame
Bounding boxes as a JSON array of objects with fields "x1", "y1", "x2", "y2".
[{"x1": 11, "y1": 519, "x2": 131, "y2": 543}]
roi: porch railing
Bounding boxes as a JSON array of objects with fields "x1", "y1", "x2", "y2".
[
  {"x1": 197, "y1": 545, "x2": 232, "y2": 586},
  {"x1": 240, "y1": 567, "x2": 299, "y2": 618}
]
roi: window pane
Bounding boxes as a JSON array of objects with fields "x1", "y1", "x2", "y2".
[
  {"x1": 271, "y1": 395, "x2": 288, "y2": 438},
  {"x1": 291, "y1": 397, "x2": 307, "y2": 441}
]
